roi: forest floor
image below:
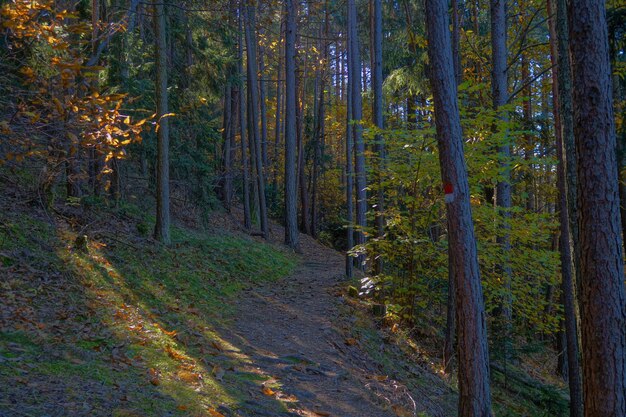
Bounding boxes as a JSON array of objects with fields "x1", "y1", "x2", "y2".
[
  {"x1": 0, "y1": 174, "x2": 456, "y2": 417},
  {"x1": 221, "y1": 213, "x2": 457, "y2": 417},
  {"x1": 0, "y1": 173, "x2": 567, "y2": 417}
]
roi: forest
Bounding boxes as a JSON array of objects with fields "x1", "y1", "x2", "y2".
[{"x1": 0, "y1": 0, "x2": 625, "y2": 416}]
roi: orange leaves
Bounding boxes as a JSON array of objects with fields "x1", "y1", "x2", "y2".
[
  {"x1": 1, "y1": 0, "x2": 149, "y2": 171},
  {"x1": 165, "y1": 346, "x2": 186, "y2": 361},
  {"x1": 207, "y1": 409, "x2": 225, "y2": 417},
  {"x1": 148, "y1": 368, "x2": 160, "y2": 386},
  {"x1": 262, "y1": 386, "x2": 276, "y2": 396},
  {"x1": 177, "y1": 370, "x2": 203, "y2": 384}
]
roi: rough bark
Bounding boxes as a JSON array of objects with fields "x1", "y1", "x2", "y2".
[
  {"x1": 425, "y1": 0, "x2": 492, "y2": 414},
  {"x1": 284, "y1": 0, "x2": 300, "y2": 250},
  {"x1": 569, "y1": 0, "x2": 626, "y2": 415}
]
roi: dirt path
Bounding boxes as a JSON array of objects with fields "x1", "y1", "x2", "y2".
[{"x1": 223, "y1": 227, "x2": 455, "y2": 417}]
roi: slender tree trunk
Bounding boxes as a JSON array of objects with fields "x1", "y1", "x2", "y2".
[
  {"x1": 259, "y1": 43, "x2": 269, "y2": 168},
  {"x1": 284, "y1": 0, "x2": 300, "y2": 250},
  {"x1": 296, "y1": 76, "x2": 311, "y2": 235},
  {"x1": 153, "y1": 0, "x2": 171, "y2": 245},
  {"x1": 348, "y1": 0, "x2": 367, "y2": 262},
  {"x1": 547, "y1": 3, "x2": 583, "y2": 414},
  {"x1": 371, "y1": 0, "x2": 385, "y2": 273},
  {"x1": 272, "y1": 20, "x2": 284, "y2": 212},
  {"x1": 345, "y1": 31, "x2": 355, "y2": 278},
  {"x1": 568, "y1": 0, "x2": 626, "y2": 415},
  {"x1": 221, "y1": 83, "x2": 233, "y2": 210},
  {"x1": 425, "y1": 0, "x2": 492, "y2": 414},
  {"x1": 490, "y1": 0, "x2": 513, "y2": 333},
  {"x1": 556, "y1": 0, "x2": 579, "y2": 290},
  {"x1": 239, "y1": 4, "x2": 251, "y2": 230}
]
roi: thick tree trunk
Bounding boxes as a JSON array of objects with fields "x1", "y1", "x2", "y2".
[
  {"x1": 153, "y1": 0, "x2": 170, "y2": 245},
  {"x1": 284, "y1": 0, "x2": 300, "y2": 250},
  {"x1": 568, "y1": 0, "x2": 626, "y2": 415},
  {"x1": 425, "y1": 0, "x2": 492, "y2": 414}
]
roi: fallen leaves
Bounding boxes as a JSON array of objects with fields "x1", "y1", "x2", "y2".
[
  {"x1": 148, "y1": 368, "x2": 160, "y2": 386},
  {"x1": 344, "y1": 338, "x2": 358, "y2": 346},
  {"x1": 208, "y1": 409, "x2": 225, "y2": 417},
  {"x1": 262, "y1": 386, "x2": 276, "y2": 396}
]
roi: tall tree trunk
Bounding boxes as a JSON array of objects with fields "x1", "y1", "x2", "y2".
[
  {"x1": 153, "y1": 0, "x2": 171, "y2": 245},
  {"x1": 444, "y1": 0, "x2": 459, "y2": 362},
  {"x1": 259, "y1": 43, "x2": 269, "y2": 168},
  {"x1": 239, "y1": 4, "x2": 252, "y2": 230},
  {"x1": 345, "y1": 31, "x2": 355, "y2": 278},
  {"x1": 284, "y1": 0, "x2": 300, "y2": 250},
  {"x1": 425, "y1": 0, "x2": 492, "y2": 414},
  {"x1": 348, "y1": 0, "x2": 367, "y2": 262},
  {"x1": 568, "y1": 0, "x2": 626, "y2": 415},
  {"x1": 272, "y1": 20, "x2": 284, "y2": 212},
  {"x1": 371, "y1": 0, "x2": 385, "y2": 273},
  {"x1": 547, "y1": 3, "x2": 583, "y2": 414},
  {"x1": 221, "y1": 83, "x2": 233, "y2": 211},
  {"x1": 556, "y1": 0, "x2": 578, "y2": 290},
  {"x1": 490, "y1": 0, "x2": 513, "y2": 334},
  {"x1": 244, "y1": 4, "x2": 268, "y2": 236},
  {"x1": 296, "y1": 75, "x2": 311, "y2": 235}
]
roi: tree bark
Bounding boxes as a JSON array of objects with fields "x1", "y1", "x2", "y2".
[
  {"x1": 239, "y1": 4, "x2": 251, "y2": 230},
  {"x1": 244, "y1": 1, "x2": 269, "y2": 238},
  {"x1": 153, "y1": 0, "x2": 171, "y2": 245},
  {"x1": 284, "y1": 0, "x2": 300, "y2": 250},
  {"x1": 568, "y1": 0, "x2": 626, "y2": 415},
  {"x1": 490, "y1": 0, "x2": 513, "y2": 331},
  {"x1": 425, "y1": 0, "x2": 492, "y2": 414},
  {"x1": 547, "y1": 2, "x2": 583, "y2": 414},
  {"x1": 348, "y1": 0, "x2": 367, "y2": 263},
  {"x1": 371, "y1": 0, "x2": 385, "y2": 273}
]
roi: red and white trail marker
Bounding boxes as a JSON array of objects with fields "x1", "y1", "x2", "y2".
[{"x1": 444, "y1": 183, "x2": 455, "y2": 204}]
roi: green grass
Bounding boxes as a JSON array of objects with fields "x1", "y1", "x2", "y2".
[{"x1": 0, "y1": 203, "x2": 297, "y2": 416}]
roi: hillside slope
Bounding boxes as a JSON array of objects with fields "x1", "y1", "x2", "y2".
[{"x1": 0, "y1": 178, "x2": 457, "y2": 417}]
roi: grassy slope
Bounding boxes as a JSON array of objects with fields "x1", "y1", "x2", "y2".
[
  {"x1": 0, "y1": 197, "x2": 296, "y2": 416},
  {"x1": 0, "y1": 173, "x2": 569, "y2": 417}
]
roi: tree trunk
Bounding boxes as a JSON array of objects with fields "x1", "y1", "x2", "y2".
[
  {"x1": 239, "y1": 4, "x2": 252, "y2": 230},
  {"x1": 348, "y1": 0, "x2": 367, "y2": 262},
  {"x1": 568, "y1": 0, "x2": 626, "y2": 415},
  {"x1": 284, "y1": 0, "x2": 300, "y2": 250},
  {"x1": 371, "y1": 0, "x2": 385, "y2": 273},
  {"x1": 153, "y1": 0, "x2": 171, "y2": 245},
  {"x1": 547, "y1": 3, "x2": 583, "y2": 414},
  {"x1": 345, "y1": 30, "x2": 354, "y2": 278},
  {"x1": 244, "y1": 2, "x2": 268, "y2": 238},
  {"x1": 425, "y1": 0, "x2": 492, "y2": 414},
  {"x1": 490, "y1": 0, "x2": 513, "y2": 333}
]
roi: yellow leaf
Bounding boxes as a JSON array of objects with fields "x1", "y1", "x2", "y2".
[{"x1": 262, "y1": 386, "x2": 275, "y2": 396}]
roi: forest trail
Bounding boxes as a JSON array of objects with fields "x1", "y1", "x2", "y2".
[{"x1": 221, "y1": 217, "x2": 456, "y2": 417}]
